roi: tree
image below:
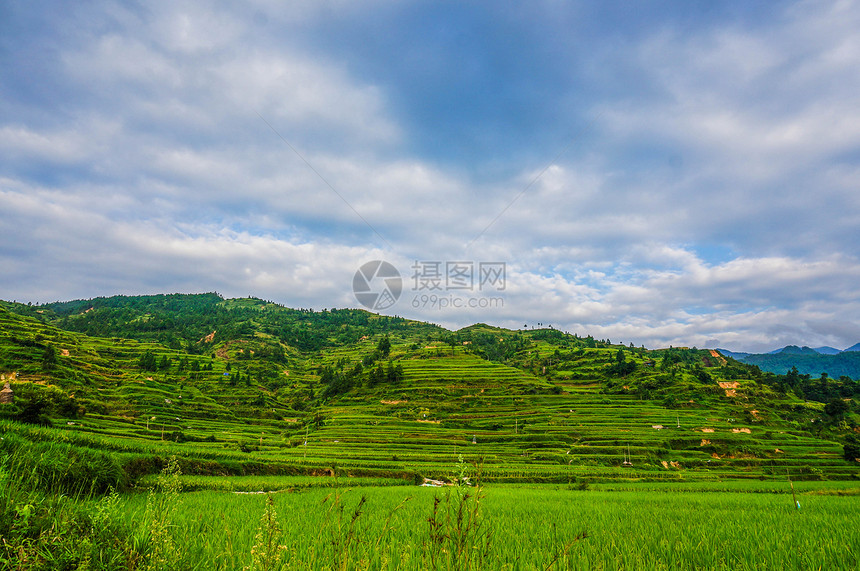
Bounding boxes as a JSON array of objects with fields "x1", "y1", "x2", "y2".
[
  {"x1": 843, "y1": 435, "x2": 860, "y2": 462},
  {"x1": 386, "y1": 361, "x2": 404, "y2": 385},
  {"x1": 41, "y1": 345, "x2": 57, "y2": 371},
  {"x1": 13, "y1": 386, "x2": 53, "y2": 426},
  {"x1": 138, "y1": 350, "x2": 157, "y2": 371},
  {"x1": 377, "y1": 335, "x2": 391, "y2": 358},
  {"x1": 369, "y1": 364, "x2": 385, "y2": 387},
  {"x1": 824, "y1": 397, "x2": 849, "y2": 420},
  {"x1": 444, "y1": 334, "x2": 457, "y2": 356},
  {"x1": 785, "y1": 366, "x2": 801, "y2": 387},
  {"x1": 692, "y1": 367, "x2": 711, "y2": 383}
]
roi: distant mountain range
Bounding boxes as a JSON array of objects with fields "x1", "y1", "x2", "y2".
[
  {"x1": 810, "y1": 346, "x2": 842, "y2": 355},
  {"x1": 720, "y1": 344, "x2": 860, "y2": 358},
  {"x1": 717, "y1": 344, "x2": 860, "y2": 379}
]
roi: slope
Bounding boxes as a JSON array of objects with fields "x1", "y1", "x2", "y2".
[{"x1": 0, "y1": 297, "x2": 857, "y2": 485}]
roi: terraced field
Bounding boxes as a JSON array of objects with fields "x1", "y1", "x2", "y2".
[
  {"x1": 300, "y1": 352, "x2": 851, "y2": 483},
  {"x1": 1, "y1": 295, "x2": 858, "y2": 570},
  {"x1": 2, "y1": 300, "x2": 856, "y2": 485}
]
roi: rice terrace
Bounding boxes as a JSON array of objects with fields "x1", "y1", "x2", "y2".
[{"x1": 1, "y1": 294, "x2": 858, "y2": 570}]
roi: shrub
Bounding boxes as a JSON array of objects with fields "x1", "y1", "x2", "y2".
[
  {"x1": 142, "y1": 457, "x2": 183, "y2": 571},
  {"x1": 843, "y1": 435, "x2": 860, "y2": 462}
]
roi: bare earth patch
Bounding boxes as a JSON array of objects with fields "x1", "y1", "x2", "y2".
[
  {"x1": 709, "y1": 349, "x2": 728, "y2": 366},
  {"x1": 732, "y1": 427, "x2": 752, "y2": 434},
  {"x1": 381, "y1": 399, "x2": 406, "y2": 405},
  {"x1": 718, "y1": 381, "x2": 739, "y2": 396}
]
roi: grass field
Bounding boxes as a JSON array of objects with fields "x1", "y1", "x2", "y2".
[
  {"x1": 1, "y1": 296, "x2": 858, "y2": 569},
  {"x1": 110, "y1": 477, "x2": 859, "y2": 570}
]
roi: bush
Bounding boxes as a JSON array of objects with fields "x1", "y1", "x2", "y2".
[
  {"x1": 1, "y1": 383, "x2": 81, "y2": 425},
  {"x1": 844, "y1": 435, "x2": 860, "y2": 462}
]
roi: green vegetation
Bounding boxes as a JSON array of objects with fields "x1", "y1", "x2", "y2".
[
  {"x1": 0, "y1": 294, "x2": 858, "y2": 569},
  {"x1": 738, "y1": 349, "x2": 860, "y2": 379}
]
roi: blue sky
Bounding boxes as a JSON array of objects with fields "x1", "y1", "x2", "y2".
[{"x1": 2, "y1": 0, "x2": 860, "y2": 352}]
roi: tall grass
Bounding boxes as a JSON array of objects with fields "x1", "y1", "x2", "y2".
[
  {"x1": 140, "y1": 456, "x2": 183, "y2": 571},
  {"x1": 0, "y1": 444, "x2": 137, "y2": 570},
  {"x1": 424, "y1": 455, "x2": 491, "y2": 570},
  {"x1": 0, "y1": 429, "x2": 126, "y2": 495},
  {"x1": 107, "y1": 480, "x2": 859, "y2": 570}
]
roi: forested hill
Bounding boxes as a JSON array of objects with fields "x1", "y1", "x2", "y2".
[
  {"x1": 20, "y1": 293, "x2": 442, "y2": 352},
  {"x1": 4, "y1": 293, "x2": 859, "y2": 409},
  {"x1": 728, "y1": 349, "x2": 860, "y2": 380},
  {"x1": 0, "y1": 293, "x2": 857, "y2": 485}
]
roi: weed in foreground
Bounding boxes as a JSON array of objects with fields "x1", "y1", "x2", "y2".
[
  {"x1": 0, "y1": 454, "x2": 138, "y2": 570},
  {"x1": 424, "y1": 455, "x2": 491, "y2": 571},
  {"x1": 322, "y1": 487, "x2": 368, "y2": 571},
  {"x1": 141, "y1": 456, "x2": 182, "y2": 571},
  {"x1": 245, "y1": 493, "x2": 288, "y2": 571}
]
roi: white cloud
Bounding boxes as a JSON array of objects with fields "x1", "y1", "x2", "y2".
[{"x1": 2, "y1": 0, "x2": 860, "y2": 352}]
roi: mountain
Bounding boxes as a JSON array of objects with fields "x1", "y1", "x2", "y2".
[
  {"x1": 765, "y1": 345, "x2": 822, "y2": 355},
  {"x1": 774, "y1": 345, "x2": 820, "y2": 355},
  {"x1": 751, "y1": 345, "x2": 855, "y2": 356},
  {"x1": 716, "y1": 348, "x2": 750, "y2": 359},
  {"x1": 1, "y1": 294, "x2": 857, "y2": 485},
  {"x1": 728, "y1": 345, "x2": 860, "y2": 378},
  {"x1": 813, "y1": 346, "x2": 842, "y2": 355},
  {"x1": 737, "y1": 351, "x2": 860, "y2": 379}
]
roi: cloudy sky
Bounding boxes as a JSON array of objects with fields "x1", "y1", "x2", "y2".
[{"x1": 2, "y1": 0, "x2": 859, "y2": 352}]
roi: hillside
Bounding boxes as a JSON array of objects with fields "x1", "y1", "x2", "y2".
[
  {"x1": 1, "y1": 295, "x2": 858, "y2": 486},
  {"x1": 719, "y1": 344, "x2": 860, "y2": 379},
  {"x1": 737, "y1": 351, "x2": 860, "y2": 380}
]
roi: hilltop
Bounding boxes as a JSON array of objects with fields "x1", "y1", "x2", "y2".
[{"x1": 0, "y1": 293, "x2": 857, "y2": 486}]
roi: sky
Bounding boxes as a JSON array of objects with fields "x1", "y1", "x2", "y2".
[{"x1": 1, "y1": 0, "x2": 859, "y2": 352}]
